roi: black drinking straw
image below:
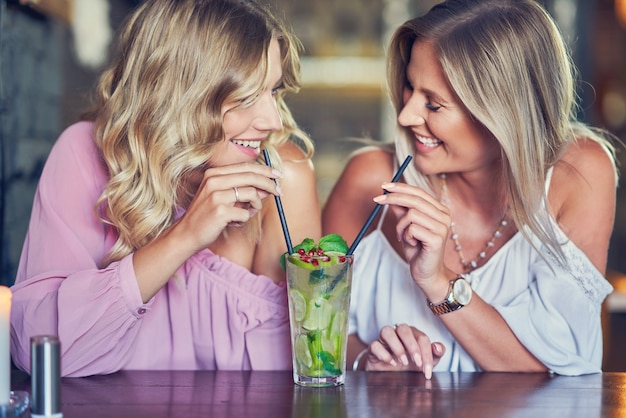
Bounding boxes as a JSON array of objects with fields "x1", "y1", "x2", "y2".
[
  {"x1": 262, "y1": 149, "x2": 294, "y2": 254},
  {"x1": 346, "y1": 155, "x2": 413, "y2": 256}
]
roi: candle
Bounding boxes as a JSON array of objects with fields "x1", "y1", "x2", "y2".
[{"x1": 0, "y1": 286, "x2": 11, "y2": 405}]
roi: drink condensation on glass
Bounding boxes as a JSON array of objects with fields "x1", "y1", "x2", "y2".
[{"x1": 285, "y1": 253, "x2": 353, "y2": 387}]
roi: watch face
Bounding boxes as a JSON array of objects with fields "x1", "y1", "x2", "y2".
[{"x1": 453, "y1": 278, "x2": 472, "y2": 305}]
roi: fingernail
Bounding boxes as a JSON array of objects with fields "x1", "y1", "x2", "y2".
[
  {"x1": 400, "y1": 354, "x2": 409, "y2": 366},
  {"x1": 413, "y1": 353, "x2": 423, "y2": 368},
  {"x1": 275, "y1": 184, "x2": 283, "y2": 195},
  {"x1": 389, "y1": 359, "x2": 397, "y2": 367},
  {"x1": 272, "y1": 169, "x2": 283, "y2": 178},
  {"x1": 381, "y1": 182, "x2": 396, "y2": 190},
  {"x1": 373, "y1": 195, "x2": 386, "y2": 203},
  {"x1": 424, "y1": 364, "x2": 433, "y2": 380}
]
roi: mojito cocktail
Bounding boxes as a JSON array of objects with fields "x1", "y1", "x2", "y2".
[{"x1": 285, "y1": 249, "x2": 353, "y2": 387}]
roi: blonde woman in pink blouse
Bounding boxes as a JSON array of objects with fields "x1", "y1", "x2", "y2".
[{"x1": 10, "y1": 0, "x2": 320, "y2": 377}]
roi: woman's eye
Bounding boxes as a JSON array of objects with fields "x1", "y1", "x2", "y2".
[
  {"x1": 239, "y1": 96, "x2": 252, "y2": 105},
  {"x1": 239, "y1": 94, "x2": 258, "y2": 107},
  {"x1": 426, "y1": 102, "x2": 442, "y2": 111},
  {"x1": 271, "y1": 84, "x2": 284, "y2": 96}
]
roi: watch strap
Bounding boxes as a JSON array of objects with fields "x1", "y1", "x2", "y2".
[{"x1": 428, "y1": 275, "x2": 467, "y2": 316}]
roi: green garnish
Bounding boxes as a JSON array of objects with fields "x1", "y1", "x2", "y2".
[{"x1": 279, "y1": 233, "x2": 349, "y2": 270}]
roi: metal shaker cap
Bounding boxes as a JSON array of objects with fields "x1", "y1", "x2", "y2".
[{"x1": 30, "y1": 335, "x2": 62, "y2": 418}]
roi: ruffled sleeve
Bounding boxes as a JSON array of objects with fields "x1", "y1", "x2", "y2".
[
  {"x1": 492, "y1": 235, "x2": 612, "y2": 376},
  {"x1": 10, "y1": 122, "x2": 151, "y2": 377}
]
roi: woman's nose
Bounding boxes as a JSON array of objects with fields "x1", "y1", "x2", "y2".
[
  {"x1": 254, "y1": 94, "x2": 283, "y2": 132},
  {"x1": 397, "y1": 95, "x2": 425, "y2": 127}
]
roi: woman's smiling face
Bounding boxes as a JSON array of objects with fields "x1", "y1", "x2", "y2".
[
  {"x1": 398, "y1": 40, "x2": 500, "y2": 176},
  {"x1": 210, "y1": 37, "x2": 284, "y2": 167}
]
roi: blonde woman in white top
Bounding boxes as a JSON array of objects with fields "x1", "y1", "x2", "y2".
[{"x1": 323, "y1": 0, "x2": 618, "y2": 378}]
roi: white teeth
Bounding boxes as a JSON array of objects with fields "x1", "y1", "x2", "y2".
[
  {"x1": 416, "y1": 135, "x2": 441, "y2": 148},
  {"x1": 231, "y1": 139, "x2": 261, "y2": 149}
]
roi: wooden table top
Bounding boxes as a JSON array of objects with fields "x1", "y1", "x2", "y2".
[{"x1": 10, "y1": 369, "x2": 626, "y2": 417}]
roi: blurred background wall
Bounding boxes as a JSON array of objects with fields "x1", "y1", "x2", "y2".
[{"x1": 1, "y1": 0, "x2": 625, "y2": 367}]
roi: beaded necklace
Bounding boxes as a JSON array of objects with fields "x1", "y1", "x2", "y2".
[{"x1": 439, "y1": 174, "x2": 508, "y2": 272}]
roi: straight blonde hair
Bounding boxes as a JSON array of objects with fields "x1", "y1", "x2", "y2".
[{"x1": 388, "y1": 0, "x2": 617, "y2": 260}]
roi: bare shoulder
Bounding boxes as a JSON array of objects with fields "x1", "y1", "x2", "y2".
[
  {"x1": 336, "y1": 146, "x2": 396, "y2": 196},
  {"x1": 551, "y1": 138, "x2": 616, "y2": 206},
  {"x1": 274, "y1": 141, "x2": 315, "y2": 182},
  {"x1": 550, "y1": 138, "x2": 617, "y2": 273},
  {"x1": 323, "y1": 146, "x2": 395, "y2": 239},
  {"x1": 559, "y1": 137, "x2": 615, "y2": 177}
]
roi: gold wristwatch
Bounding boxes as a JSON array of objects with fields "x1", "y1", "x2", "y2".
[{"x1": 428, "y1": 275, "x2": 472, "y2": 316}]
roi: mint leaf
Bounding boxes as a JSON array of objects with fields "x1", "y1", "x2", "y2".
[
  {"x1": 280, "y1": 235, "x2": 348, "y2": 271},
  {"x1": 318, "y1": 233, "x2": 348, "y2": 254},
  {"x1": 295, "y1": 238, "x2": 316, "y2": 253}
]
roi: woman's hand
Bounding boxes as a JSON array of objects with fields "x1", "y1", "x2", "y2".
[
  {"x1": 364, "y1": 324, "x2": 445, "y2": 379},
  {"x1": 373, "y1": 182, "x2": 450, "y2": 287},
  {"x1": 180, "y1": 162, "x2": 283, "y2": 252}
]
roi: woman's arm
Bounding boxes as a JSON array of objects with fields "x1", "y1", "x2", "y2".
[{"x1": 11, "y1": 124, "x2": 148, "y2": 376}]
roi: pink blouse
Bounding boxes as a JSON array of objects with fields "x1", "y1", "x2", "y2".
[{"x1": 10, "y1": 121, "x2": 292, "y2": 377}]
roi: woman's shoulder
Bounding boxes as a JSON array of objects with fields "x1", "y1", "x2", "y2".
[
  {"x1": 274, "y1": 141, "x2": 316, "y2": 184},
  {"x1": 49, "y1": 121, "x2": 99, "y2": 162},
  {"x1": 338, "y1": 145, "x2": 396, "y2": 193},
  {"x1": 56, "y1": 121, "x2": 96, "y2": 146},
  {"x1": 322, "y1": 146, "x2": 396, "y2": 237},
  {"x1": 43, "y1": 121, "x2": 108, "y2": 188},
  {"x1": 560, "y1": 137, "x2": 615, "y2": 173},
  {"x1": 549, "y1": 137, "x2": 617, "y2": 273},
  {"x1": 551, "y1": 137, "x2": 616, "y2": 197}
]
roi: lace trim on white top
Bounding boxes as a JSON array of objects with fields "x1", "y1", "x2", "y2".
[
  {"x1": 543, "y1": 234, "x2": 613, "y2": 306},
  {"x1": 543, "y1": 167, "x2": 613, "y2": 305}
]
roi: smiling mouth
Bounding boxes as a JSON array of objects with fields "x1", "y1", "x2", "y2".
[
  {"x1": 416, "y1": 135, "x2": 442, "y2": 148},
  {"x1": 231, "y1": 139, "x2": 262, "y2": 149}
]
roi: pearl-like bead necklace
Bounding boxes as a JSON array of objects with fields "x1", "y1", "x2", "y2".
[{"x1": 439, "y1": 174, "x2": 508, "y2": 272}]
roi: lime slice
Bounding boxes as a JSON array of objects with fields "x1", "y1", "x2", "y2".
[
  {"x1": 287, "y1": 254, "x2": 317, "y2": 270},
  {"x1": 325, "y1": 251, "x2": 347, "y2": 265},
  {"x1": 295, "y1": 334, "x2": 313, "y2": 369},
  {"x1": 289, "y1": 289, "x2": 307, "y2": 322},
  {"x1": 328, "y1": 310, "x2": 346, "y2": 339},
  {"x1": 302, "y1": 298, "x2": 332, "y2": 330}
]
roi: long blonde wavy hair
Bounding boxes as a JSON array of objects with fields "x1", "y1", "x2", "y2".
[
  {"x1": 387, "y1": 0, "x2": 618, "y2": 260},
  {"x1": 83, "y1": 0, "x2": 313, "y2": 266}
]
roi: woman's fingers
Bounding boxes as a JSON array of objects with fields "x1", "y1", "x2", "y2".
[
  {"x1": 204, "y1": 162, "x2": 283, "y2": 197},
  {"x1": 368, "y1": 324, "x2": 445, "y2": 379},
  {"x1": 380, "y1": 182, "x2": 447, "y2": 213},
  {"x1": 375, "y1": 183, "x2": 450, "y2": 242},
  {"x1": 369, "y1": 337, "x2": 398, "y2": 367},
  {"x1": 374, "y1": 325, "x2": 405, "y2": 366},
  {"x1": 180, "y1": 163, "x2": 282, "y2": 249}
]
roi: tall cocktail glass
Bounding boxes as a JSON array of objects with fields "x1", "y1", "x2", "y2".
[{"x1": 285, "y1": 253, "x2": 353, "y2": 387}]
